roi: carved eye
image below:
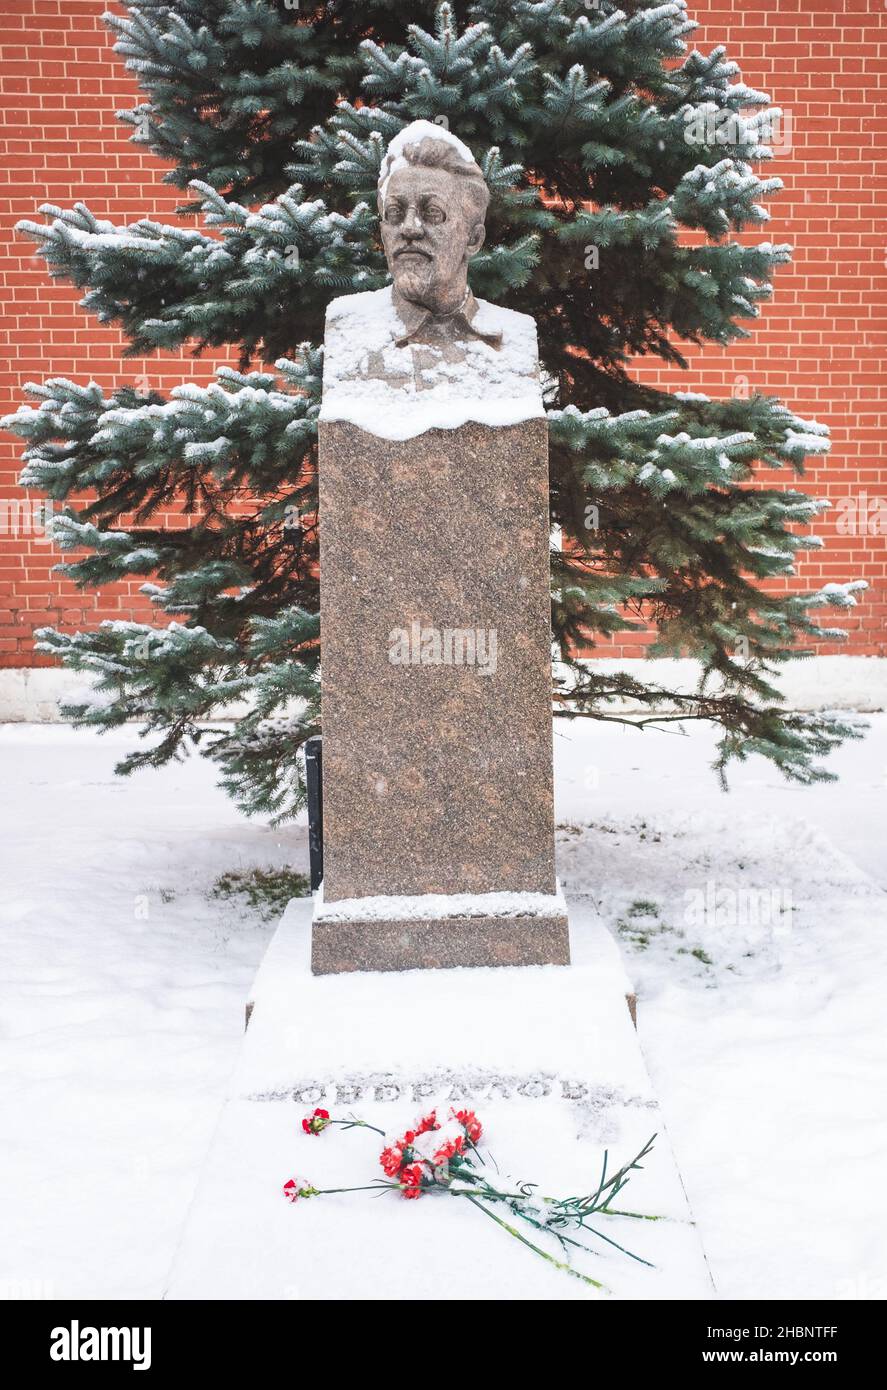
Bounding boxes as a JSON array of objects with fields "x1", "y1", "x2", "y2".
[
  {"x1": 422, "y1": 201, "x2": 446, "y2": 225},
  {"x1": 384, "y1": 202, "x2": 406, "y2": 225}
]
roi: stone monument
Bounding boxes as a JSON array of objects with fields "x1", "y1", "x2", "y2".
[
  {"x1": 312, "y1": 121, "x2": 570, "y2": 973},
  {"x1": 166, "y1": 126, "x2": 708, "y2": 1309}
]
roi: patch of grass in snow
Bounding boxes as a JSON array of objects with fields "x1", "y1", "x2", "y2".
[
  {"x1": 557, "y1": 819, "x2": 619, "y2": 837},
  {"x1": 616, "y1": 900, "x2": 715, "y2": 970},
  {"x1": 627, "y1": 899, "x2": 660, "y2": 918},
  {"x1": 633, "y1": 820, "x2": 662, "y2": 844},
  {"x1": 617, "y1": 901, "x2": 667, "y2": 952},
  {"x1": 617, "y1": 917, "x2": 716, "y2": 973},
  {"x1": 209, "y1": 867, "x2": 310, "y2": 921},
  {"x1": 678, "y1": 945, "x2": 715, "y2": 966}
]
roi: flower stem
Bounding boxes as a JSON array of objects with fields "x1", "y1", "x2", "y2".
[
  {"x1": 604, "y1": 1208, "x2": 664, "y2": 1221},
  {"x1": 464, "y1": 1195, "x2": 607, "y2": 1292},
  {"x1": 332, "y1": 1119, "x2": 388, "y2": 1138},
  {"x1": 313, "y1": 1182, "x2": 397, "y2": 1196},
  {"x1": 578, "y1": 1134, "x2": 657, "y2": 1212},
  {"x1": 572, "y1": 1216, "x2": 654, "y2": 1266}
]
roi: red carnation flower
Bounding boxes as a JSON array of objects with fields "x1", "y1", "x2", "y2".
[
  {"x1": 431, "y1": 1136, "x2": 464, "y2": 1167},
  {"x1": 301, "y1": 1107, "x2": 330, "y2": 1136},
  {"x1": 452, "y1": 1108, "x2": 482, "y2": 1144},
  {"x1": 415, "y1": 1111, "x2": 438, "y2": 1135},
  {"x1": 283, "y1": 1177, "x2": 317, "y2": 1202},
  {"x1": 400, "y1": 1163, "x2": 426, "y2": 1199},
  {"x1": 379, "y1": 1144, "x2": 404, "y2": 1177}
]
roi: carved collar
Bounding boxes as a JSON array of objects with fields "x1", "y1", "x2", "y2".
[{"x1": 391, "y1": 287, "x2": 503, "y2": 350}]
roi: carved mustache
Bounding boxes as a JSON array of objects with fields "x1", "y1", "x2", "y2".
[{"x1": 393, "y1": 246, "x2": 433, "y2": 260}]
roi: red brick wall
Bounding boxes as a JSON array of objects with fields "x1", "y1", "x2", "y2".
[
  {"x1": 624, "y1": 0, "x2": 887, "y2": 658},
  {"x1": 1, "y1": 0, "x2": 884, "y2": 668}
]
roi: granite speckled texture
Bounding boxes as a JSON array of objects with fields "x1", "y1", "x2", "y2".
[
  {"x1": 312, "y1": 912, "x2": 570, "y2": 975},
  {"x1": 315, "y1": 411, "x2": 569, "y2": 972}
]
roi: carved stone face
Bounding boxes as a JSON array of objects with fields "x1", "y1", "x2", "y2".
[{"x1": 380, "y1": 163, "x2": 485, "y2": 316}]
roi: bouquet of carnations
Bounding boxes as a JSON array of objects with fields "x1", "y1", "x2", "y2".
[{"x1": 284, "y1": 1104, "x2": 656, "y2": 1289}]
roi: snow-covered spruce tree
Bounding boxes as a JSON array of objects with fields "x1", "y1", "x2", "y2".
[{"x1": 2, "y1": 0, "x2": 864, "y2": 821}]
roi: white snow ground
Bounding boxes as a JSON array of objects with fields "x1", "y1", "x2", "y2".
[{"x1": 1, "y1": 717, "x2": 885, "y2": 1300}]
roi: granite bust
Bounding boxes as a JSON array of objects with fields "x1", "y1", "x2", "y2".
[
  {"x1": 378, "y1": 120, "x2": 501, "y2": 350},
  {"x1": 319, "y1": 121, "x2": 543, "y2": 439}
]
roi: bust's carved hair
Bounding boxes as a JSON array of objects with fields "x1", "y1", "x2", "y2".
[{"x1": 377, "y1": 135, "x2": 490, "y2": 225}]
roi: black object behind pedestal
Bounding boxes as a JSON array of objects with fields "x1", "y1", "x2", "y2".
[{"x1": 304, "y1": 736, "x2": 323, "y2": 891}]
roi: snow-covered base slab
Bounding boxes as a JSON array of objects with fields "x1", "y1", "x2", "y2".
[{"x1": 166, "y1": 897, "x2": 713, "y2": 1300}]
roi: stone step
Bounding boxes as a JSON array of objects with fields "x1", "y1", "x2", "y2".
[{"x1": 165, "y1": 896, "x2": 713, "y2": 1300}]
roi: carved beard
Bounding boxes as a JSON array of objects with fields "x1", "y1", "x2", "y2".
[{"x1": 393, "y1": 256, "x2": 437, "y2": 309}]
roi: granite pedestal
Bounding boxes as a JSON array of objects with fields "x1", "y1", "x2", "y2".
[{"x1": 313, "y1": 289, "x2": 569, "y2": 972}]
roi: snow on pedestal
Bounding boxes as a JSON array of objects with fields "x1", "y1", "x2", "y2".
[
  {"x1": 164, "y1": 897, "x2": 713, "y2": 1300},
  {"x1": 319, "y1": 286, "x2": 544, "y2": 439}
]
